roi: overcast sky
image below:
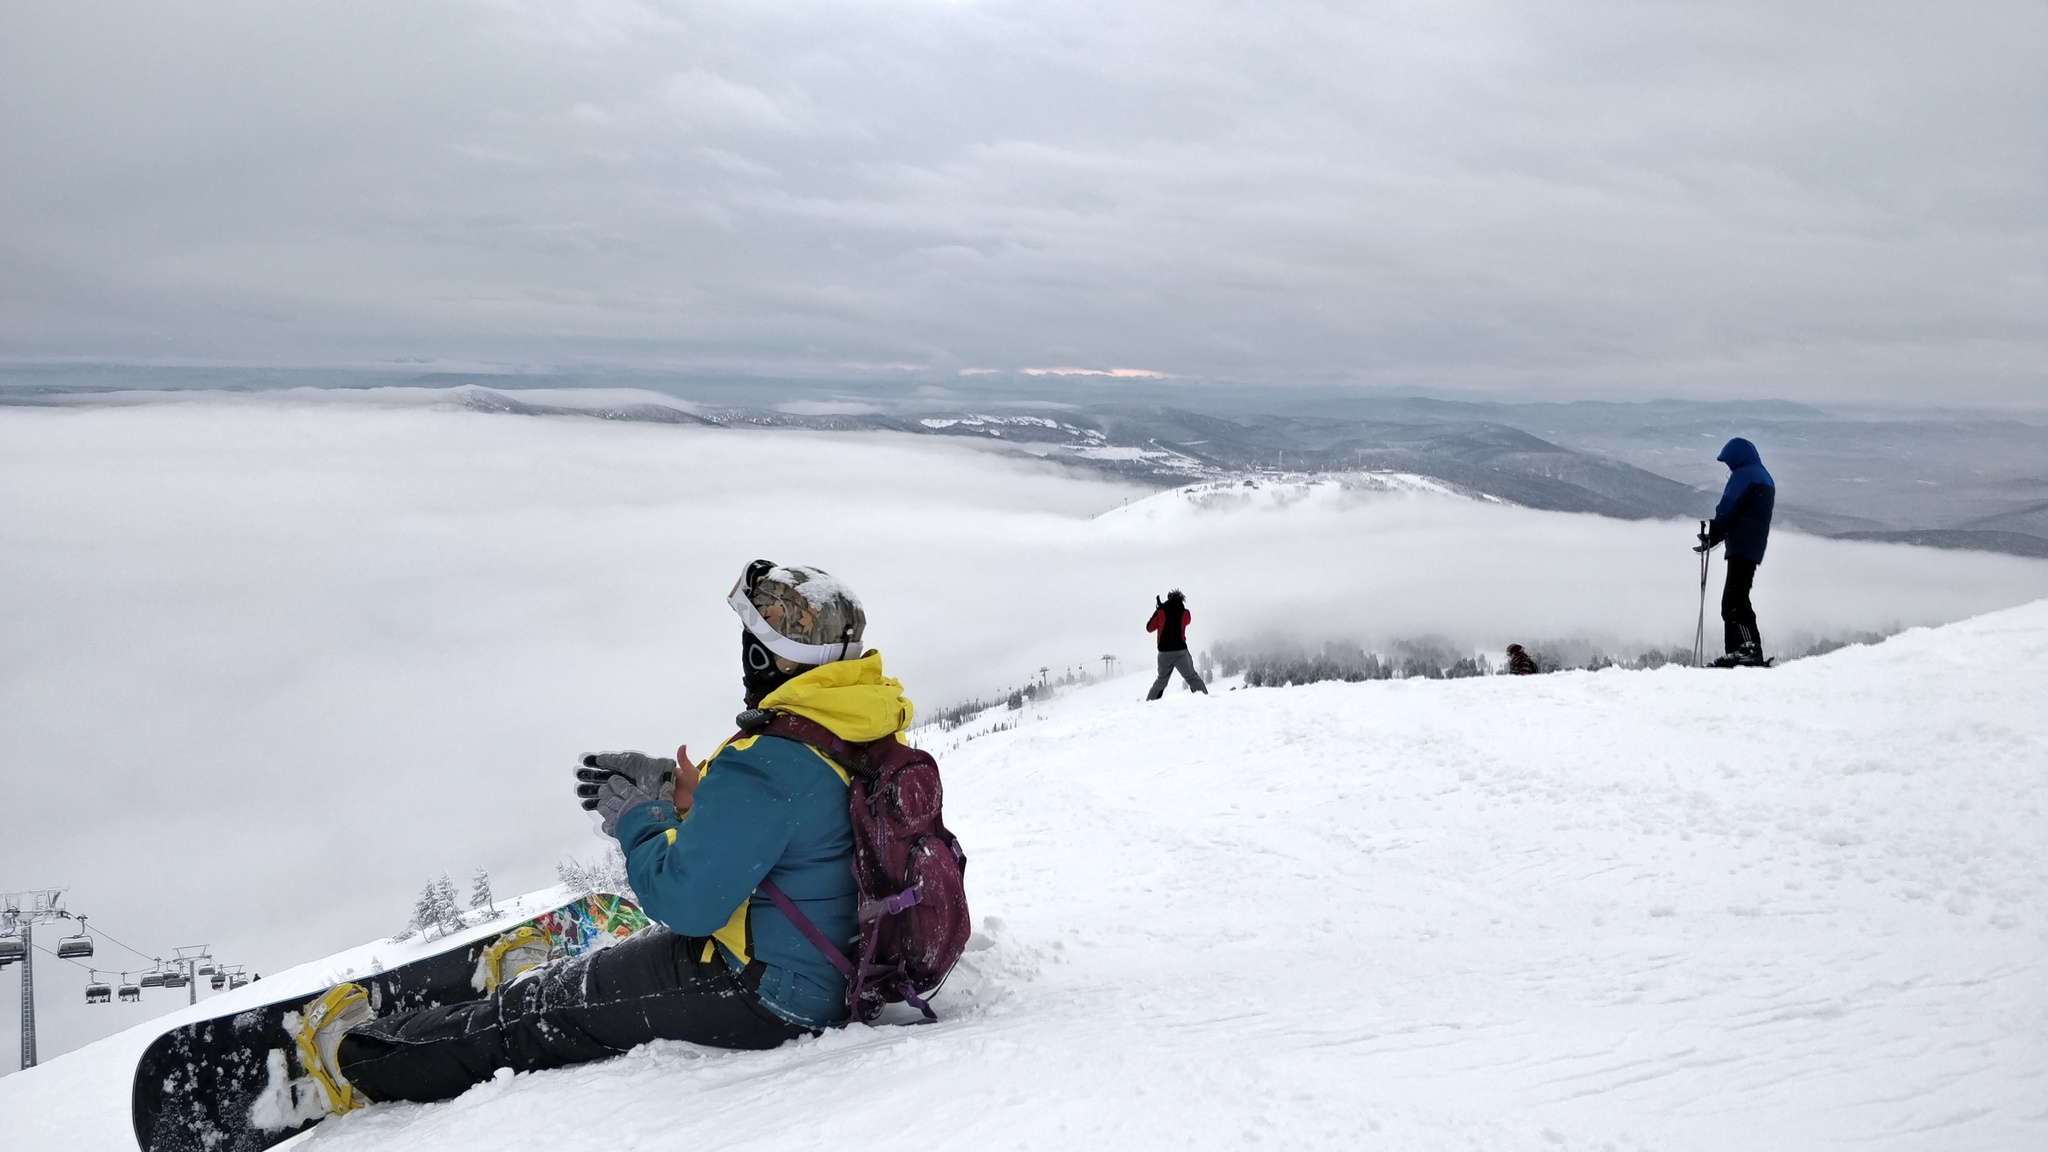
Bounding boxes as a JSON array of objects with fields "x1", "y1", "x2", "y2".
[{"x1": 2, "y1": 0, "x2": 2042, "y2": 405}]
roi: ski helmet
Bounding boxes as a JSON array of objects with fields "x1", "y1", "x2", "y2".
[{"x1": 729, "y1": 560, "x2": 867, "y2": 703}]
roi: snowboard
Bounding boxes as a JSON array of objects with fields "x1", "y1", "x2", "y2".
[{"x1": 131, "y1": 892, "x2": 649, "y2": 1152}]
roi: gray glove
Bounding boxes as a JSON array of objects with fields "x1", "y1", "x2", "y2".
[{"x1": 574, "y1": 752, "x2": 676, "y2": 837}]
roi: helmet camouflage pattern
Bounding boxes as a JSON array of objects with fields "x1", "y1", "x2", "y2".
[{"x1": 728, "y1": 560, "x2": 867, "y2": 666}]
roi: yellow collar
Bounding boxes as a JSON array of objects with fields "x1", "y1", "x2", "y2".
[{"x1": 758, "y1": 650, "x2": 915, "y2": 743}]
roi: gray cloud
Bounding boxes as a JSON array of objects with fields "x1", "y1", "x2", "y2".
[{"x1": 1, "y1": 0, "x2": 2042, "y2": 402}]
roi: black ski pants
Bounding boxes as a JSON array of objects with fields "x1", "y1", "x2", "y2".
[
  {"x1": 1722, "y1": 556, "x2": 1761, "y2": 655},
  {"x1": 1147, "y1": 649, "x2": 1207, "y2": 700},
  {"x1": 336, "y1": 925, "x2": 807, "y2": 1105}
]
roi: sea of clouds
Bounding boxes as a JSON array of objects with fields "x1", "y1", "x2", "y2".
[{"x1": 6, "y1": 393, "x2": 2047, "y2": 1062}]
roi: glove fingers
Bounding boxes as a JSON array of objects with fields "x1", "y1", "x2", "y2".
[
  {"x1": 586, "y1": 751, "x2": 653, "y2": 774},
  {"x1": 575, "y1": 766, "x2": 619, "y2": 786}
]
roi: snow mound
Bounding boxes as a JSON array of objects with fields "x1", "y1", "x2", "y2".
[
  {"x1": 1098, "y1": 471, "x2": 1499, "y2": 523},
  {"x1": 7, "y1": 603, "x2": 2045, "y2": 1151}
]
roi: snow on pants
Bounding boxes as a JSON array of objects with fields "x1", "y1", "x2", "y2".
[
  {"x1": 336, "y1": 925, "x2": 807, "y2": 1104},
  {"x1": 1721, "y1": 556, "x2": 1761, "y2": 655},
  {"x1": 1146, "y1": 648, "x2": 1207, "y2": 700}
]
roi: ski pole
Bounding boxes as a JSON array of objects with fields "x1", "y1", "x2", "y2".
[{"x1": 1693, "y1": 520, "x2": 1709, "y2": 667}]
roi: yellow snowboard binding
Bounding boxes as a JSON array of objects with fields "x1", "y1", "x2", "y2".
[
  {"x1": 478, "y1": 925, "x2": 553, "y2": 992},
  {"x1": 293, "y1": 983, "x2": 372, "y2": 1116}
]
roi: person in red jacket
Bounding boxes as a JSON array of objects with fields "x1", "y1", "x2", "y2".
[{"x1": 1145, "y1": 589, "x2": 1208, "y2": 700}]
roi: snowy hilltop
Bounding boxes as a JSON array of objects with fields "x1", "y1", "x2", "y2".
[
  {"x1": 5, "y1": 601, "x2": 2045, "y2": 1151},
  {"x1": 1094, "y1": 471, "x2": 1503, "y2": 525}
]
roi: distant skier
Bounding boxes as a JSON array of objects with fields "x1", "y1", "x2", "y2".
[
  {"x1": 1695, "y1": 437, "x2": 1776, "y2": 667},
  {"x1": 1505, "y1": 644, "x2": 1539, "y2": 675},
  {"x1": 289, "y1": 561, "x2": 905, "y2": 1112},
  {"x1": 1145, "y1": 589, "x2": 1208, "y2": 700}
]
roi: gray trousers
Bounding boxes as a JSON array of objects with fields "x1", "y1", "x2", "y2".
[{"x1": 1147, "y1": 649, "x2": 1207, "y2": 700}]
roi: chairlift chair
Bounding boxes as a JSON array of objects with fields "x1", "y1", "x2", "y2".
[
  {"x1": 56, "y1": 916, "x2": 95, "y2": 959},
  {"x1": 196, "y1": 962, "x2": 216, "y2": 976},
  {"x1": 86, "y1": 982, "x2": 112, "y2": 1004},
  {"x1": 0, "y1": 936, "x2": 24, "y2": 965},
  {"x1": 140, "y1": 971, "x2": 166, "y2": 988},
  {"x1": 210, "y1": 972, "x2": 227, "y2": 990},
  {"x1": 228, "y1": 973, "x2": 249, "y2": 989},
  {"x1": 118, "y1": 982, "x2": 142, "y2": 1002},
  {"x1": 163, "y1": 970, "x2": 189, "y2": 989}
]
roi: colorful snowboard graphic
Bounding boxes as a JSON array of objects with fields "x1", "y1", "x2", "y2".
[{"x1": 131, "y1": 893, "x2": 648, "y2": 1152}]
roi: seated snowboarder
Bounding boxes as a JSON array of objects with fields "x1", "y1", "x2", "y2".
[
  {"x1": 1145, "y1": 589, "x2": 1208, "y2": 700},
  {"x1": 1504, "y1": 644, "x2": 1539, "y2": 675},
  {"x1": 1695, "y1": 437, "x2": 1776, "y2": 667},
  {"x1": 289, "y1": 561, "x2": 909, "y2": 1112}
]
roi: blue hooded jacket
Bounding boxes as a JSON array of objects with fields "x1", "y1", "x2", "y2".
[
  {"x1": 1708, "y1": 437, "x2": 1775, "y2": 564},
  {"x1": 612, "y1": 652, "x2": 915, "y2": 1029}
]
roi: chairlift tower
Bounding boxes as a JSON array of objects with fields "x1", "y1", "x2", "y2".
[
  {"x1": 170, "y1": 946, "x2": 214, "y2": 1007},
  {"x1": 2, "y1": 888, "x2": 76, "y2": 1071}
]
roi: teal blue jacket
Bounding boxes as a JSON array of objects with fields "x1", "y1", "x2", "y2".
[
  {"x1": 615, "y1": 732, "x2": 856, "y2": 1028},
  {"x1": 612, "y1": 652, "x2": 917, "y2": 1029}
]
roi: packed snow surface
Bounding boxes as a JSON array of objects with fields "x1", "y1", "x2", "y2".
[{"x1": 4, "y1": 603, "x2": 2044, "y2": 1151}]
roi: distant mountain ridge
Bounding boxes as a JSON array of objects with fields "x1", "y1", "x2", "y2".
[
  {"x1": 438, "y1": 390, "x2": 1714, "y2": 522},
  {"x1": 1831, "y1": 530, "x2": 2048, "y2": 559},
  {"x1": 7, "y1": 372, "x2": 2045, "y2": 559}
]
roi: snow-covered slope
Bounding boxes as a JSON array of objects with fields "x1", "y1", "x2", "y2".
[
  {"x1": 6, "y1": 603, "x2": 2044, "y2": 1152},
  {"x1": 1096, "y1": 470, "x2": 1499, "y2": 525},
  {"x1": 0, "y1": 886, "x2": 588, "y2": 1152}
]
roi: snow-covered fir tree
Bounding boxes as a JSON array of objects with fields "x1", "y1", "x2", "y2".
[
  {"x1": 470, "y1": 866, "x2": 495, "y2": 915},
  {"x1": 556, "y1": 846, "x2": 635, "y2": 899},
  {"x1": 396, "y1": 873, "x2": 469, "y2": 941},
  {"x1": 405, "y1": 879, "x2": 443, "y2": 941},
  {"x1": 433, "y1": 872, "x2": 464, "y2": 933}
]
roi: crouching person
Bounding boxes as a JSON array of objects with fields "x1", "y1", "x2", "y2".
[{"x1": 292, "y1": 560, "x2": 910, "y2": 1112}]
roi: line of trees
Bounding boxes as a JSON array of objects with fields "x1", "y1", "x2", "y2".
[{"x1": 391, "y1": 867, "x2": 497, "y2": 943}]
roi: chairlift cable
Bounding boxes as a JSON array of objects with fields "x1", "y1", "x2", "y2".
[{"x1": 80, "y1": 922, "x2": 163, "y2": 966}]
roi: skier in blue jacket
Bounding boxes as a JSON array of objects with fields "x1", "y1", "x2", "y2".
[
  {"x1": 1695, "y1": 437, "x2": 1776, "y2": 667},
  {"x1": 286, "y1": 561, "x2": 909, "y2": 1112}
]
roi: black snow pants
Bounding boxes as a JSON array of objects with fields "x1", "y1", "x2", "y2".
[
  {"x1": 336, "y1": 925, "x2": 807, "y2": 1104},
  {"x1": 1722, "y1": 556, "x2": 1761, "y2": 656},
  {"x1": 1146, "y1": 649, "x2": 1207, "y2": 700}
]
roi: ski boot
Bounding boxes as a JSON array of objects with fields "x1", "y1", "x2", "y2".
[
  {"x1": 292, "y1": 982, "x2": 373, "y2": 1116},
  {"x1": 1711, "y1": 643, "x2": 1771, "y2": 669},
  {"x1": 478, "y1": 924, "x2": 553, "y2": 992}
]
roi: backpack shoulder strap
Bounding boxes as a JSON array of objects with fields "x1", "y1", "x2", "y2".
[
  {"x1": 756, "y1": 878, "x2": 855, "y2": 978},
  {"x1": 734, "y1": 709, "x2": 879, "y2": 780}
]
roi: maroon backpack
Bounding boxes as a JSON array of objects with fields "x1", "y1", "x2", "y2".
[{"x1": 737, "y1": 709, "x2": 971, "y2": 1023}]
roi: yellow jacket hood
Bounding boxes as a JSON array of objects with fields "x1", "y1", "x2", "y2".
[{"x1": 758, "y1": 650, "x2": 914, "y2": 742}]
